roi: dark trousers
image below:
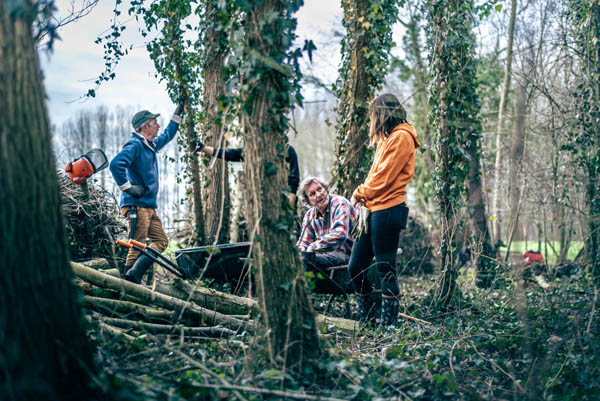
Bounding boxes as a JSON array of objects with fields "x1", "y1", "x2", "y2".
[
  {"x1": 302, "y1": 250, "x2": 349, "y2": 272},
  {"x1": 301, "y1": 250, "x2": 350, "y2": 294},
  {"x1": 348, "y1": 203, "x2": 405, "y2": 297}
]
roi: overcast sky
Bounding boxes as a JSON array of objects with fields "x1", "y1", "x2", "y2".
[{"x1": 41, "y1": 0, "x2": 345, "y2": 129}]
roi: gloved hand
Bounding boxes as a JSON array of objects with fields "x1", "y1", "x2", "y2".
[
  {"x1": 351, "y1": 205, "x2": 370, "y2": 240},
  {"x1": 125, "y1": 185, "x2": 145, "y2": 198},
  {"x1": 195, "y1": 139, "x2": 205, "y2": 153},
  {"x1": 174, "y1": 104, "x2": 184, "y2": 117}
]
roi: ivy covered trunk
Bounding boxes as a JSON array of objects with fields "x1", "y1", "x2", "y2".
[
  {"x1": 179, "y1": 88, "x2": 206, "y2": 245},
  {"x1": 427, "y1": 0, "x2": 487, "y2": 304},
  {"x1": 169, "y1": 7, "x2": 206, "y2": 246},
  {"x1": 0, "y1": 2, "x2": 97, "y2": 399},
  {"x1": 201, "y1": 0, "x2": 230, "y2": 244},
  {"x1": 144, "y1": 0, "x2": 207, "y2": 245},
  {"x1": 457, "y1": 1, "x2": 495, "y2": 289},
  {"x1": 238, "y1": 0, "x2": 320, "y2": 368},
  {"x1": 569, "y1": 0, "x2": 600, "y2": 279},
  {"x1": 334, "y1": 0, "x2": 397, "y2": 198}
]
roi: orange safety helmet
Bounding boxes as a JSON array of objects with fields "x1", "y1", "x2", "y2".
[{"x1": 65, "y1": 149, "x2": 108, "y2": 184}]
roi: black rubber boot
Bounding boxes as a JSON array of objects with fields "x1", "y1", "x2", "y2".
[
  {"x1": 119, "y1": 263, "x2": 131, "y2": 277},
  {"x1": 357, "y1": 292, "x2": 380, "y2": 327},
  {"x1": 380, "y1": 296, "x2": 399, "y2": 326},
  {"x1": 124, "y1": 254, "x2": 154, "y2": 284}
]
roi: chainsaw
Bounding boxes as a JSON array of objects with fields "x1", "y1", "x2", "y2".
[{"x1": 65, "y1": 149, "x2": 108, "y2": 184}]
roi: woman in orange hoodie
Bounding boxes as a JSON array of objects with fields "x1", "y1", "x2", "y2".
[{"x1": 348, "y1": 93, "x2": 420, "y2": 326}]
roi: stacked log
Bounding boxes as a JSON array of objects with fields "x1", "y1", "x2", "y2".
[
  {"x1": 74, "y1": 259, "x2": 361, "y2": 343},
  {"x1": 73, "y1": 261, "x2": 253, "y2": 342}
]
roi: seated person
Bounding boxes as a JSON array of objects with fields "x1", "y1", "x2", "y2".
[
  {"x1": 198, "y1": 138, "x2": 300, "y2": 204},
  {"x1": 296, "y1": 177, "x2": 357, "y2": 281}
]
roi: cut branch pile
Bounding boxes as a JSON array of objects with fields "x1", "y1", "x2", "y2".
[
  {"x1": 58, "y1": 172, "x2": 126, "y2": 264},
  {"x1": 73, "y1": 261, "x2": 254, "y2": 342},
  {"x1": 74, "y1": 260, "x2": 361, "y2": 344}
]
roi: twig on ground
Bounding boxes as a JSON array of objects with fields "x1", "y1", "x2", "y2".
[
  {"x1": 183, "y1": 382, "x2": 349, "y2": 401},
  {"x1": 399, "y1": 312, "x2": 432, "y2": 325},
  {"x1": 163, "y1": 344, "x2": 249, "y2": 401},
  {"x1": 469, "y1": 340, "x2": 525, "y2": 393},
  {"x1": 586, "y1": 286, "x2": 598, "y2": 337}
]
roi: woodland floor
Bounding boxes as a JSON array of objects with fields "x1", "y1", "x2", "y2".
[{"x1": 88, "y1": 265, "x2": 599, "y2": 401}]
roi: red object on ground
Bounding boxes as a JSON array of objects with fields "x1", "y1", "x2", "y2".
[{"x1": 523, "y1": 250, "x2": 544, "y2": 265}]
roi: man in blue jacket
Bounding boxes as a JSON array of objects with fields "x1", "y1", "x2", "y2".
[{"x1": 109, "y1": 106, "x2": 182, "y2": 284}]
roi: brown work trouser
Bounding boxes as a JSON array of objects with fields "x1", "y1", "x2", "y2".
[{"x1": 121, "y1": 207, "x2": 169, "y2": 266}]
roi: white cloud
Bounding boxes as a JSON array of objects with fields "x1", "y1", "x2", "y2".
[
  {"x1": 41, "y1": 0, "x2": 172, "y2": 127},
  {"x1": 41, "y1": 0, "x2": 345, "y2": 127}
]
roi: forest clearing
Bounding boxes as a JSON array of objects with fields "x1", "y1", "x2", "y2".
[{"x1": 1, "y1": 0, "x2": 599, "y2": 400}]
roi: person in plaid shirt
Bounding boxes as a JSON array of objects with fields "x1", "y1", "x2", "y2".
[{"x1": 297, "y1": 177, "x2": 357, "y2": 279}]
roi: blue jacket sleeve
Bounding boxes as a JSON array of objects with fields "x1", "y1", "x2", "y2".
[
  {"x1": 153, "y1": 120, "x2": 180, "y2": 151},
  {"x1": 110, "y1": 141, "x2": 140, "y2": 187}
]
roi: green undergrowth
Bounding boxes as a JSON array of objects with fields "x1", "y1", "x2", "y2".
[{"x1": 92, "y1": 269, "x2": 599, "y2": 400}]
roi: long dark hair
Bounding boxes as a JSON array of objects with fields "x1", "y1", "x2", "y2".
[{"x1": 368, "y1": 94, "x2": 407, "y2": 145}]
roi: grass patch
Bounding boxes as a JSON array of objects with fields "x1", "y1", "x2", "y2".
[{"x1": 501, "y1": 240, "x2": 584, "y2": 265}]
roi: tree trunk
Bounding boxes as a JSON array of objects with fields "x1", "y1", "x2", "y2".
[
  {"x1": 333, "y1": 0, "x2": 372, "y2": 199},
  {"x1": 467, "y1": 131, "x2": 496, "y2": 288},
  {"x1": 428, "y1": 0, "x2": 457, "y2": 308},
  {"x1": 507, "y1": 82, "x2": 527, "y2": 257},
  {"x1": 240, "y1": 0, "x2": 320, "y2": 369},
  {"x1": 201, "y1": 0, "x2": 231, "y2": 245},
  {"x1": 569, "y1": 0, "x2": 600, "y2": 279},
  {"x1": 95, "y1": 105, "x2": 109, "y2": 189},
  {"x1": 0, "y1": 3, "x2": 98, "y2": 400},
  {"x1": 183, "y1": 98, "x2": 207, "y2": 245},
  {"x1": 165, "y1": 5, "x2": 207, "y2": 245},
  {"x1": 491, "y1": 0, "x2": 518, "y2": 243},
  {"x1": 427, "y1": 0, "x2": 483, "y2": 303}
]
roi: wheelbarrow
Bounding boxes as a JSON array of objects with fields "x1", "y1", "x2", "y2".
[
  {"x1": 174, "y1": 242, "x2": 252, "y2": 294},
  {"x1": 115, "y1": 240, "x2": 253, "y2": 292},
  {"x1": 173, "y1": 242, "x2": 369, "y2": 300}
]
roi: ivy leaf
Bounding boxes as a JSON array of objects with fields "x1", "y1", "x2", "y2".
[
  {"x1": 264, "y1": 161, "x2": 278, "y2": 176},
  {"x1": 302, "y1": 39, "x2": 316, "y2": 63},
  {"x1": 495, "y1": 4, "x2": 502, "y2": 12}
]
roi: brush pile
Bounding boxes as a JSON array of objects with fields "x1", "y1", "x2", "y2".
[{"x1": 58, "y1": 172, "x2": 126, "y2": 265}]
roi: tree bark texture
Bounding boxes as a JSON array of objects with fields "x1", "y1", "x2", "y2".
[
  {"x1": 72, "y1": 262, "x2": 253, "y2": 333},
  {"x1": 201, "y1": 0, "x2": 231, "y2": 245},
  {"x1": 583, "y1": 3, "x2": 600, "y2": 279},
  {"x1": 467, "y1": 138, "x2": 496, "y2": 288},
  {"x1": 428, "y1": 1, "x2": 458, "y2": 308},
  {"x1": 167, "y1": 8, "x2": 207, "y2": 245},
  {"x1": 456, "y1": 1, "x2": 496, "y2": 288},
  {"x1": 427, "y1": 0, "x2": 486, "y2": 302},
  {"x1": 334, "y1": 0, "x2": 372, "y2": 199},
  {"x1": 0, "y1": 4, "x2": 97, "y2": 400},
  {"x1": 492, "y1": 0, "x2": 518, "y2": 243},
  {"x1": 506, "y1": 82, "x2": 527, "y2": 256},
  {"x1": 241, "y1": 0, "x2": 320, "y2": 368},
  {"x1": 183, "y1": 100, "x2": 207, "y2": 245},
  {"x1": 570, "y1": 0, "x2": 600, "y2": 279}
]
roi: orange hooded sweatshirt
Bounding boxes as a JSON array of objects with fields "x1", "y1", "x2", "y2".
[{"x1": 352, "y1": 123, "x2": 420, "y2": 212}]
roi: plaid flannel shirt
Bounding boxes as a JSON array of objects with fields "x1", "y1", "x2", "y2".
[{"x1": 297, "y1": 194, "x2": 357, "y2": 253}]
